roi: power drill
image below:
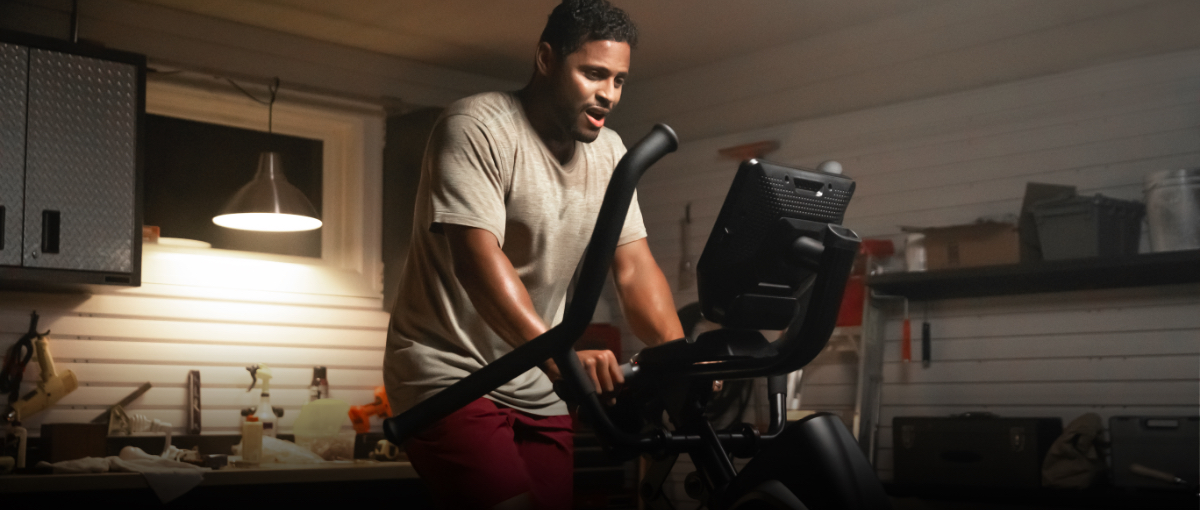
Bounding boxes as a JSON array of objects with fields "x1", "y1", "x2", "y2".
[
  {"x1": 348, "y1": 386, "x2": 391, "y2": 434},
  {"x1": 3, "y1": 312, "x2": 78, "y2": 423}
]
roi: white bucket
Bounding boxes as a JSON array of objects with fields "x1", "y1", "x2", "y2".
[{"x1": 1144, "y1": 168, "x2": 1200, "y2": 252}]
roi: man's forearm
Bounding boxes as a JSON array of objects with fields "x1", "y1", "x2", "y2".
[
  {"x1": 613, "y1": 239, "x2": 685, "y2": 347},
  {"x1": 444, "y1": 225, "x2": 618, "y2": 386},
  {"x1": 444, "y1": 225, "x2": 549, "y2": 350}
]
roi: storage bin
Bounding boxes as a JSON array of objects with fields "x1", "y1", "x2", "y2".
[
  {"x1": 1031, "y1": 195, "x2": 1143, "y2": 260},
  {"x1": 1144, "y1": 168, "x2": 1200, "y2": 252}
]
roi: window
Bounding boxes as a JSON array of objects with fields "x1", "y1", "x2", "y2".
[
  {"x1": 145, "y1": 76, "x2": 385, "y2": 293},
  {"x1": 144, "y1": 113, "x2": 324, "y2": 257}
]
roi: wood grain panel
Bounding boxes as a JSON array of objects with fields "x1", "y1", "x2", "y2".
[
  {"x1": 877, "y1": 302, "x2": 1200, "y2": 341},
  {"x1": 23, "y1": 363, "x2": 383, "y2": 389},
  {"x1": 27, "y1": 339, "x2": 382, "y2": 368},
  {"x1": 881, "y1": 330, "x2": 1200, "y2": 363},
  {"x1": 883, "y1": 355, "x2": 1199, "y2": 384},
  {"x1": 0, "y1": 313, "x2": 386, "y2": 349},
  {"x1": 0, "y1": 292, "x2": 390, "y2": 329},
  {"x1": 17, "y1": 407, "x2": 381, "y2": 434},
  {"x1": 881, "y1": 381, "x2": 1196, "y2": 406}
]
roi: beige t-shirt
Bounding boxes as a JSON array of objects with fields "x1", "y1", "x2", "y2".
[{"x1": 385, "y1": 91, "x2": 646, "y2": 417}]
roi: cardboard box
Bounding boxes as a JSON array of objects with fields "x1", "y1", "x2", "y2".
[{"x1": 922, "y1": 222, "x2": 1019, "y2": 270}]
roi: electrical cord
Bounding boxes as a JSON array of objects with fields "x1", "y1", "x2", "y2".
[
  {"x1": 0, "y1": 313, "x2": 44, "y2": 408},
  {"x1": 224, "y1": 77, "x2": 280, "y2": 133}
]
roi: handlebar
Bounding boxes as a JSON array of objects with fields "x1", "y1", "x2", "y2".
[{"x1": 383, "y1": 124, "x2": 679, "y2": 446}]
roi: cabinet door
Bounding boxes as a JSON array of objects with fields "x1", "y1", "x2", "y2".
[
  {"x1": 0, "y1": 43, "x2": 26, "y2": 268},
  {"x1": 23, "y1": 49, "x2": 138, "y2": 273}
]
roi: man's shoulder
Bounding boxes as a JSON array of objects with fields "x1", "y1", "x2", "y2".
[{"x1": 443, "y1": 91, "x2": 521, "y2": 127}]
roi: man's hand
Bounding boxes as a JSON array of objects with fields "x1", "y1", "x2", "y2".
[
  {"x1": 543, "y1": 350, "x2": 625, "y2": 400},
  {"x1": 576, "y1": 349, "x2": 625, "y2": 395}
]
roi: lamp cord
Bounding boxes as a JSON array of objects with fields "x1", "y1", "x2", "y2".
[{"x1": 224, "y1": 77, "x2": 281, "y2": 133}]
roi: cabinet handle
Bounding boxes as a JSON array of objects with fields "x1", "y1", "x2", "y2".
[
  {"x1": 41, "y1": 210, "x2": 60, "y2": 254},
  {"x1": 0, "y1": 205, "x2": 5, "y2": 250}
]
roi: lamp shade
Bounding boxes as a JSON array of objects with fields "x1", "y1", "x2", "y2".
[{"x1": 212, "y1": 152, "x2": 322, "y2": 232}]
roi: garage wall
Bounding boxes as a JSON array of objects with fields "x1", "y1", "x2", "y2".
[
  {"x1": 0, "y1": 246, "x2": 390, "y2": 435},
  {"x1": 632, "y1": 48, "x2": 1200, "y2": 501}
]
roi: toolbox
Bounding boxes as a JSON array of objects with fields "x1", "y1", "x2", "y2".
[
  {"x1": 1109, "y1": 416, "x2": 1198, "y2": 489},
  {"x1": 893, "y1": 415, "x2": 1063, "y2": 487},
  {"x1": 1032, "y1": 195, "x2": 1144, "y2": 260}
]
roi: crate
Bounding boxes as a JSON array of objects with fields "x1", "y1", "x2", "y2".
[{"x1": 1032, "y1": 195, "x2": 1144, "y2": 260}]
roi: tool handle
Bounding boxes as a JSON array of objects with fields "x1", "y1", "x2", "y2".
[
  {"x1": 1131, "y1": 463, "x2": 1183, "y2": 484},
  {"x1": 33, "y1": 336, "x2": 57, "y2": 380},
  {"x1": 921, "y1": 321, "x2": 931, "y2": 367},
  {"x1": 901, "y1": 318, "x2": 911, "y2": 362}
]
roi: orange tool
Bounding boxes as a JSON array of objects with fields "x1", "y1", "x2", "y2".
[{"x1": 348, "y1": 386, "x2": 391, "y2": 434}]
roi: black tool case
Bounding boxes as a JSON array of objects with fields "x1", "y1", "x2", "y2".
[
  {"x1": 1109, "y1": 415, "x2": 1199, "y2": 489},
  {"x1": 893, "y1": 415, "x2": 1063, "y2": 487}
]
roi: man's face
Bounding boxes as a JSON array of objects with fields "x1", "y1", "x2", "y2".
[{"x1": 546, "y1": 39, "x2": 631, "y2": 143}]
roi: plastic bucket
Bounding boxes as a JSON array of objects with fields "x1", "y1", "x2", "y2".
[{"x1": 1144, "y1": 168, "x2": 1200, "y2": 252}]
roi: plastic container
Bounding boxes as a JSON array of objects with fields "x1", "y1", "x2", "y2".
[
  {"x1": 1144, "y1": 168, "x2": 1200, "y2": 252},
  {"x1": 241, "y1": 416, "x2": 263, "y2": 464},
  {"x1": 293, "y1": 398, "x2": 353, "y2": 460},
  {"x1": 1032, "y1": 195, "x2": 1144, "y2": 260}
]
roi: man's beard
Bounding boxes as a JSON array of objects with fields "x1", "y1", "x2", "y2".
[{"x1": 551, "y1": 92, "x2": 600, "y2": 143}]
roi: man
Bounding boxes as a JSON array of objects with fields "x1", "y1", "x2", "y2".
[{"x1": 385, "y1": 1, "x2": 683, "y2": 508}]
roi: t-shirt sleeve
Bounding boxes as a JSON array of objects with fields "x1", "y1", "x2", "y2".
[
  {"x1": 426, "y1": 114, "x2": 509, "y2": 245},
  {"x1": 619, "y1": 190, "x2": 648, "y2": 246},
  {"x1": 610, "y1": 138, "x2": 647, "y2": 246}
]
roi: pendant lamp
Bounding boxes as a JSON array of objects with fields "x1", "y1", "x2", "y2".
[{"x1": 212, "y1": 78, "x2": 322, "y2": 232}]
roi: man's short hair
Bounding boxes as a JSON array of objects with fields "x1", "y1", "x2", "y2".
[{"x1": 539, "y1": 0, "x2": 638, "y2": 57}]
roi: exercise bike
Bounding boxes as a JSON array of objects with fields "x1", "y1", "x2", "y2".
[{"x1": 384, "y1": 124, "x2": 892, "y2": 510}]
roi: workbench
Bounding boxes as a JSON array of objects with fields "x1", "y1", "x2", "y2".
[{"x1": 0, "y1": 461, "x2": 431, "y2": 507}]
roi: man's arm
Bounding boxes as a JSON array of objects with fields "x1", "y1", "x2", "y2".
[
  {"x1": 611, "y1": 238, "x2": 685, "y2": 347},
  {"x1": 444, "y1": 224, "x2": 625, "y2": 394}
]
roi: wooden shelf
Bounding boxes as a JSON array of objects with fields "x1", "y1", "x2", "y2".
[{"x1": 866, "y1": 249, "x2": 1200, "y2": 301}]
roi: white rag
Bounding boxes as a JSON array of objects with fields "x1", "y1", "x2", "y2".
[{"x1": 37, "y1": 446, "x2": 208, "y2": 503}]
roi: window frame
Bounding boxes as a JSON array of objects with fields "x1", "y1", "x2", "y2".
[{"x1": 145, "y1": 76, "x2": 385, "y2": 295}]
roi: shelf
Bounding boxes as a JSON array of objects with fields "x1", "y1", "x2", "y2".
[
  {"x1": 866, "y1": 249, "x2": 1200, "y2": 301},
  {"x1": 886, "y1": 483, "x2": 1197, "y2": 509}
]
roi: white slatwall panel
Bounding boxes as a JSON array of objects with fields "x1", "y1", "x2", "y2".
[
  {"x1": 873, "y1": 285, "x2": 1200, "y2": 479},
  {"x1": 0, "y1": 245, "x2": 389, "y2": 435},
  {"x1": 632, "y1": 48, "x2": 1200, "y2": 497}
]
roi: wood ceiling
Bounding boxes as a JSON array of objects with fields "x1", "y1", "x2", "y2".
[{"x1": 126, "y1": 0, "x2": 945, "y2": 82}]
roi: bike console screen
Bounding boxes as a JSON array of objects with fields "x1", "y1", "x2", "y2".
[{"x1": 696, "y1": 159, "x2": 856, "y2": 330}]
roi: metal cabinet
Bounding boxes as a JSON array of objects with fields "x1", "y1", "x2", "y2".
[
  {"x1": 0, "y1": 42, "x2": 26, "y2": 268},
  {"x1": 0, "y1": 33, "x2": 144, "y2": 286}
]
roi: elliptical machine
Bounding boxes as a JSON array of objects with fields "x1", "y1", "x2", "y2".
[{"x1": 384, "y1": 124, "x2": 892, "y2": 510}]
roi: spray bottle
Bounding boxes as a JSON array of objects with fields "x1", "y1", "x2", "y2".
[
  {"x1": 246, "y1": 364, "x2": 277, "y2": 438},
  {"x1": 308, "y1": 366, "x2": 329, "y2": 402}
]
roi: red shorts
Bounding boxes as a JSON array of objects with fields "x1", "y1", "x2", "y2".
[{"x1": 404, "y1": 397, "x2": 574, "y2": 510}]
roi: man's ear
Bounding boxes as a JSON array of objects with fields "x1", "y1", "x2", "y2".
[{"x1": 534, "y1": 41, "x2": 558, "y2": 77}]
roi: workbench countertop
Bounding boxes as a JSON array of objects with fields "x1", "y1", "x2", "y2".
[{"x1": 0, "y1": 460, "x2": 419, "y2": 493}]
